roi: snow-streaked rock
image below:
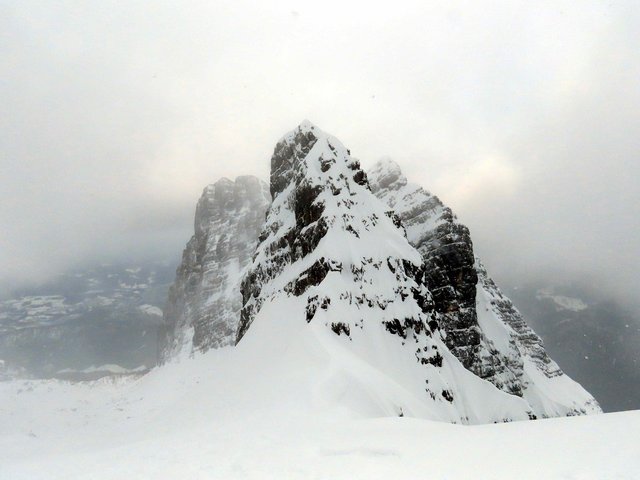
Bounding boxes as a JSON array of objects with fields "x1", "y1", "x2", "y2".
[
  {"x1": 475, "y1": 260, "x2": 601, "y2": 416},
  {"x1": 369, "y1": 158, "x2": 601, "y2": 417},
  {"x1": 237, "y1": 121, "x2": 536, "y2": 424},
  {"x1": 368, "y1": 159, "x2": 520, "y2": 393},
  {"x1": 158, "y1": 123, "x2": 599, "y2": 422},
  {"x1": 161, "y1": 176, "x2": 270, "y2": 359}
]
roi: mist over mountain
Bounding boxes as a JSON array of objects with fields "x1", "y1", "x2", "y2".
[
  {"x1": 0, "y1": 259, "x2": 175, "y2": 380},
  {"x1": 506, "y1": 281, "x2": 640, "y2": 413},
  {"x1": 2, "y1": 120, "x2": 639, "y2": 479},
  {"x1": 2, "y1": 2, "x2": 639, "y2": 477},
  {"x1": 2, "y1": 122, "x2": 639, "y2": 415},
  {"x1": 154, "y1": 121, "x2": 600, "y2": 422},
  {"x1": 2, "y1": 1, "x2": 640, "y2": 314}
]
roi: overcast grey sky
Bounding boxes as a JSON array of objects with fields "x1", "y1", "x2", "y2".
[{"x1": 1, "y1": 0, "x2": 639, "y2": 304}]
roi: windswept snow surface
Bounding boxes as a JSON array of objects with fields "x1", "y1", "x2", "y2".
[{"x1": 0, "y1": 344, "x2": 636, "y2": 480}]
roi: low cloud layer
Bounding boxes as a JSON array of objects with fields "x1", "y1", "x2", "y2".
[{"x1": 2, "y1": 1, "x2": 638, "y2": 306}]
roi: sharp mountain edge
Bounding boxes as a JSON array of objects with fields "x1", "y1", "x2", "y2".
[
  {"x1": 160, "y1": 121, "x2": 600, "y2": 423},
  {"x1": 161, "y1": 176, "x2": 270, "y2": 357}
]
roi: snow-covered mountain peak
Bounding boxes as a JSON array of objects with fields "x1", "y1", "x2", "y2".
[
  {"x1": 278, "y1": 119, "x2": 322, "y2": 142},
  {"x1": 161, "y1": 123, "x2": 599, "y2": 423},
  {"x1": 241, "y1": 123, "x2": 425, "y2": 336},
  {"x1": 194, "y1": 175, "x2": 268, "y2": 236},
  {"x1": 211, "y1": 176, "x2": 233, "y2": 186},
  {"x1": 270, "y1": 120, "x2": 365, "y2": 199},
  {"x1": 295, "y1": 118, "x2": 319, "y2": 134},
  {"x1": 235, "y1": 123, "x2": 542, "y2": 423}
]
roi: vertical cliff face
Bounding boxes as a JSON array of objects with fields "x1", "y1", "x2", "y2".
[
  {"x1": 161, "y1": 176, "x2": 270, "y2": 360},
  {"x1": 474, "y1": 260, "x2": 600, "y2": 416},
  {"x1": 236, "y1": 121, "x2": 537, "y2": 424},
  {"x1": 369, "y1": 159, "x2": 601, "y2": 417},
  {"x1": 368, "y1": 160, "x2": 522, "y2": 394}
]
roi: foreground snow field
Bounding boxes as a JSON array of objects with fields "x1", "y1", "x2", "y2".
[{"x1": 1, "y1": 338, "x2": 637, "y2": 480}]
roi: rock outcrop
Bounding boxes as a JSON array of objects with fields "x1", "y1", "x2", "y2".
[
  {"x1": 236, "y1": 121, "x2": 539, "y2": 424},
  {"x1": 369, "y1": 158, "x2": 601, "y2": 417},
  {"x1": 161, "y1": 176, "x2": 270, "y2": 360}
]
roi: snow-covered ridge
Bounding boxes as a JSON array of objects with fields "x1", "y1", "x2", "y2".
[{"x1": 369, "y1": 157, "x2": 600, "y2": 417}]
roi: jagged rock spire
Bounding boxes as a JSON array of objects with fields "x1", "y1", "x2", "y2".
[
  {"x1": 161, "y1": 176, "x2": 270, "y2": 360},
  {"x1": 369, "y1": 159, "x2": 519, "y2": 392}
]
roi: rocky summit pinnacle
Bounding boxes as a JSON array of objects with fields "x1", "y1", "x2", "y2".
[
  {"x1": 235, "y1": 122, "x2": 542, "y2": 423},
  {"x1": 160, "y1": 175, "x2": 270, "y2": 360},
  {"x1": 237, "y1": 121, "x2": 381, "y2": 342}
]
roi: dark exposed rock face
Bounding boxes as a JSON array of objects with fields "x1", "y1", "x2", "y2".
[
  {"x1": 369, "y1": 159, "x2": 601, "y2": 416},
  {"x1": 475, "y1": 260, "x2": 561, "y2": 378},
  {"x1": 368, "y1": 160, "x2": 521, "y2": 394},
  {"x1": 161, "y1": 176, "x2": 270, "y2": 360},
  {"x1": 270, "y1": 128, "x2": 318, "y2": 198},
  {"x1": 238, "y1": 122, "x2": 386, "y2": 343}
]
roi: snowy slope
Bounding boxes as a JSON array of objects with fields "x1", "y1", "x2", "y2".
[
  {"x1": 237, "y1": 121, "x2": 535, "y2": 424},
  {"x1": 368, "y1": 158, "x2": 600, "y2": 417},
  {"x1": 0, "y1": 350, "x2": 636, "y2": 480},
  {"x1": 475, "y1": 261, "x2": 601, "y2": 416}
]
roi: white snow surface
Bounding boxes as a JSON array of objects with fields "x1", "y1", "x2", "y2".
[{"x1": 1, "y1": 345, "x2": 636, "y2": 480}]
